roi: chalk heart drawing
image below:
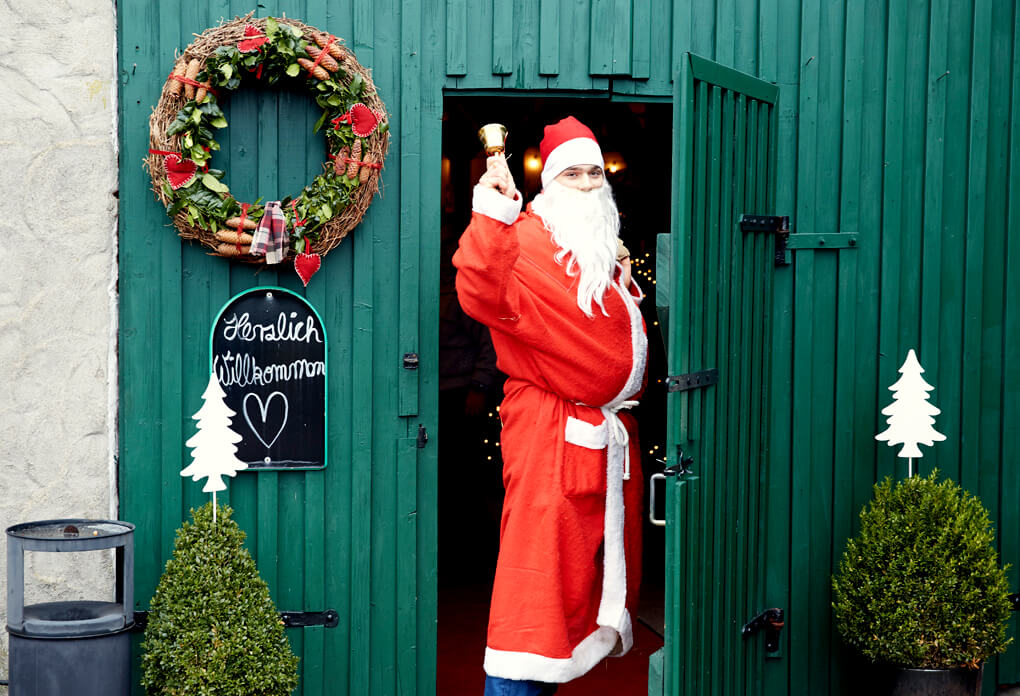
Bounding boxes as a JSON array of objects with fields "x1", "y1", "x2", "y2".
[{"x1": 242, "y1": 391, "x2": 289, "y2": 450}]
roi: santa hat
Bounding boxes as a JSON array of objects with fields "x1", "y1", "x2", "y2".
[{"x1": 540, "y1": 116, "x2": 604, "y2": 189}]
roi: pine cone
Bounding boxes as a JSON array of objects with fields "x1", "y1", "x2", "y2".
[
  {"x1": 305, "y1": 45, "x2": 340, "y2": 73},
  {"x1": 346, "y1": 140, "x2": 362, "y2": 178},
  {"x1": 215, "y1": 243, "x2": 252, "y2": 257},
  {"x1": 168, "y1": 59, "x2": 186, "y2": 98},
  {"x1": 225, "y1": 216, "x2": 258, "y2": 230},
  {"x1": 297, "y1": 58, "x2": 330, "y2": 81},
  {"x1": 359, "y1": 154, "x2": 375, "y2": 183},
  {"x1": 312, "y1": 32, "x2": 345, "y2": 60},
  {"x1": 215, "y1": 230, "x2": 254, "y2": 244},
  {"x1": 334, "y1": 147, "x2": 350, "y2": 176},
  {"x1": 184, "y1": 58, "x2": 201, "y2": 100}
]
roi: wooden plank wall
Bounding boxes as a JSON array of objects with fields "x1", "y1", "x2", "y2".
[
  {"x1": 117, "y1": 0, "x2": 440, "y2": 694},
  {"x1": 118, "y1": 0, "x2": 1020, "y2": 693},
  {"x1": 441, "y1": 0, "x2": 672, "y2": 94},
  {"x1": 665, "y1": 0, "x2": 1020, "y2": 693}
]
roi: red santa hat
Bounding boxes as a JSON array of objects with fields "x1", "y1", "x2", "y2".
[{"x1": 540, "y1": 116, "x2": 605, "y2": 189}]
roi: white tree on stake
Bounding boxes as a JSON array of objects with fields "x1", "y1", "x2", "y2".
[
  {"x1": 181, "y1": 373, "x2": 248, "y2": 523},
  {"x1": 875, "y1": 349, "x2": 946, "y2": 477}
]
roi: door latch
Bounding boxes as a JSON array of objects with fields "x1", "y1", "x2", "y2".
[
  {"x1": 739, "y1": 214, "x2": 791, "y2": 266},
  {"x1": 665, "y1": 368, "x2": 718, "y2": 393},
  {"x1": 667, "y1": 447, "x2": 695, "y2": 476},
  {"x1": 742, "y1": 608, "x2": 784, "y2": 656}
]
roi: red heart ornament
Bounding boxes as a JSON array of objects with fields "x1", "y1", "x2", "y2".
[
  {"x1": 164, "y1": 153, "x2": 198, "y2": 190},
  {"x1": 349, "y1": 103, "x2": 380, "y2": 137},
  {"x1": 295, "y1": 251, "x2": 322, "y2": 287},
  {"x1": 238, "y1": 24, "x2": 268, "y2": 53}
]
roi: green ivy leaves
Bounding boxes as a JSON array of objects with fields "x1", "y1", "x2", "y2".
[{"x1": 159, "y1": 19, "x2": 375, "y2": 251}]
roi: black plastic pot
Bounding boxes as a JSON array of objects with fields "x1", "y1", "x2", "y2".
[{"x1": 888, "y1": 664, "x2": 982, "y2": 696}]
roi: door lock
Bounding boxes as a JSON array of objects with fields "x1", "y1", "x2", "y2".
[{"x1": 742, "y1": 608, "x2": 784, "y2": 656}]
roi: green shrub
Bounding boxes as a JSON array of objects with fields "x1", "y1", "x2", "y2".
[
  {"x1": 832, "y1": 471, "x2": 1012, "y2": 669},
  {"x1": 141, "y1": 503, "x2": 299, "y2": 695}
]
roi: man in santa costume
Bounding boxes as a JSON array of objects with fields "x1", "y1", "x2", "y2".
[{"x1": 454, "y1": 117, "x2": 647, "y2": 695}]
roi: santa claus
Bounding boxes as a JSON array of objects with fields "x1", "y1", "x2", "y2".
[{"x1": 454, "y1": 117, "x2": 647, "y2": 695}]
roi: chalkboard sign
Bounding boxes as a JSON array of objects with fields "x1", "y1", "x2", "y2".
[{"x1": 211, "y1": 287, "x2": 326, "y2": 469}]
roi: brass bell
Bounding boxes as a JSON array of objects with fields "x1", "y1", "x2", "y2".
[{"x1": 478, "y1": 123, "x2": 508, "y2": 155}]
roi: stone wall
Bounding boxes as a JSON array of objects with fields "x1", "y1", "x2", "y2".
[{"x1": 0, "y1": 0, "x2": 118, "y2": 677}]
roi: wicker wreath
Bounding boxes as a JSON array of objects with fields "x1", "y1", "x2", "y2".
[{"x1": 146, "y1": 14, "x2": 389, "y2": 263}]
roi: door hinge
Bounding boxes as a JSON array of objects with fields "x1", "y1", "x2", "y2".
[
  {"x1": 132, "y1": 609, "x2": 339, "y2": 631},
  {"x1": 742, "y1": 608, "x2": 784, "y2": 657},
  {"x1": 416, "y1": 424, "x2": 428, "y2": 448},
  {"x1": 665, "y1": 368, "x2": 718, "y2": 393},
  {"x1": 739, "y1": 214, "x2": 790, "y2": 266},
  {"x1": 280, "y1": 610, "x2": 340, "y2": 628}
]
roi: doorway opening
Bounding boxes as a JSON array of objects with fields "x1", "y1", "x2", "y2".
[{"x1": 437, "y1": 95, "x2": 672, "y2": 695}]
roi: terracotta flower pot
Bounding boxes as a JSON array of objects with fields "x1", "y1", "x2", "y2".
[{"x1": 887, "y1": 664, "x2": 982, "y2": 696}]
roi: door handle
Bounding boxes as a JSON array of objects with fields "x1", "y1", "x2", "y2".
[{"x1": 649, "y1": 473, "x2": 666, "y2": 527}]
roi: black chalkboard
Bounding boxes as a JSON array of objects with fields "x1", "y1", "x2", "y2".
[{"x1": 211, "y1": 287, "x2": 326, "y2": 469}]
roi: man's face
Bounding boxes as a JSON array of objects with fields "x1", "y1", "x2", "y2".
[{"x1": 553, "y1": 164, "x2": 605, "y2": 191}]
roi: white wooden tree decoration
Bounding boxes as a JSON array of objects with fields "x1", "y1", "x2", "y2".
[
  {"x1": 181, "y1": 372, "x2": 248, "y2": 522},
  {"x1": 875, "y1": 349, "x2": 946, "y2": 477}
]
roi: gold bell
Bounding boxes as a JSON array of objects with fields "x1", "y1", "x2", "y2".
[{"x1": 478, "y1": 123, "x2": 508, "y2": 155}]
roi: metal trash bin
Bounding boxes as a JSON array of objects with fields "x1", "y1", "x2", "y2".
[{"x1": 6, "y1": 519, "x2": 134, "y2": 696}]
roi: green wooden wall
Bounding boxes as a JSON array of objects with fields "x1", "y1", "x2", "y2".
[
  {"x1": 119, "y1": 0, "x2": 1020, "y2": 693},
  {"x1": 118, "y1": 0, "x2": 440, "y2": 694},
  {"x1": 435, "y1": 0, "x2": 1020, "y2": 690}
]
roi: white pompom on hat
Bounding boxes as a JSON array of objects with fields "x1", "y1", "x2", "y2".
[{"x1": 540, "y1": 116, "x2": 605, "y2": 189}]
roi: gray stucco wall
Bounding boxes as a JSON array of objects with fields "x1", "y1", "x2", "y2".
[{"x1": 0, "y1": 0, "x2": 118, "y2": 677}]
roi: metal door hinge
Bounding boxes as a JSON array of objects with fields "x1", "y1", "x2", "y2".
[
  {"x1": 740, "y1": 214, "x2": 790, "y2": 266},
  {"x1": 132, "y1": 609, "x2": 339, "y2": 631},
  {"x1": 665, "y1": 368, "x2": 718, "y2": 393},
  {"x1": 742, "y1": 608, "x2": 784, "y2": 657},
  {"x1": 280, "y1": 610, "x2": 340, "y2": 628},
  {"x1": 416, "y1": 424, "x2": 428, "y2": 448}
]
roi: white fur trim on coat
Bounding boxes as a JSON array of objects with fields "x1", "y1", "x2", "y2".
[
  {"x1": 473, "y1": 184, "x2": 523, "y2": 225},
  {"x1": 484, "y1": 622, "x2": 632, "y2": 683},
  {"x1": 608, "y1": 279, "x2": 648, "y2": 408},
  {"x1": 564, "y1": 416, "x2": 608, "y2": 449},
  {"x1": 541, "y1": 137, "x2": 605, "y2": 188}
]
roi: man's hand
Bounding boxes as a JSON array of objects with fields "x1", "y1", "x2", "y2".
[
  {"x1": 478, "y1": 153, "x2": 517, "y2": 200},
  {"x1": 620, "y1": 256, "x2": 632, "y2": 289}
]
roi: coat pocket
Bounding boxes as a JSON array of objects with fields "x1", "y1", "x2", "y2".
[{"x1": 562, "y1": 416, "x2": 608, "y2": 497}]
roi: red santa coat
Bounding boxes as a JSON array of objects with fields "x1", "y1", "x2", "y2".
[{"x1": 453, "y1": 185, "x2": 648, "y2": 683}]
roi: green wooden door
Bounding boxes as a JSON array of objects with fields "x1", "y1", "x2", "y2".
[
  {"x1": 117, "y1": 2, "x2": 438, "y2": 694},
  {"x1": 657, "y1": 54, "x2": 782, "y2": 696}
]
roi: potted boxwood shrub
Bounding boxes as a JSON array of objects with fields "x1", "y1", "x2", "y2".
[
  {"x1": 141, "y1": 502, "x2": 299, "y2": 695},
  {"x1": 832, "y1": 471, "x2": 1012, "y2": 695}
]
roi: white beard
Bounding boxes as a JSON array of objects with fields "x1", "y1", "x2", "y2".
[{"x1": 531, "y1": 180, "x2": 621, "y2": 318}]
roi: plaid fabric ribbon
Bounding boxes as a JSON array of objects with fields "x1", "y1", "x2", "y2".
[{"x1": 250, "y1": 200, "x2": 287, "y2": 264}]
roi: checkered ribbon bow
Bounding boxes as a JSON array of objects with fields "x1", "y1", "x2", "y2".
[{"x1": 250, "y1": 201, "x2": 287, "y2": 264}]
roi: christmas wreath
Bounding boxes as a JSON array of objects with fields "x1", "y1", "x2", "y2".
[{"x1": 146, "y1": 14, "x2": 389, "y2": 283}]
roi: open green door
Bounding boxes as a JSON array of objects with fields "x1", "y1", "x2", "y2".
[{"x1": 654, "y1": 54, "x2": 782, "y2": 696}]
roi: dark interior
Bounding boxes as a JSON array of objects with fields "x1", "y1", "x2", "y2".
[{"x1": 437, "y1": 95, "x2": 672, "y2": 695}]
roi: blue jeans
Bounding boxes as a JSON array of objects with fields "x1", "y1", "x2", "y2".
[{"x1": 484, "y1": 675, "x2": 559, "y2": 695}]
